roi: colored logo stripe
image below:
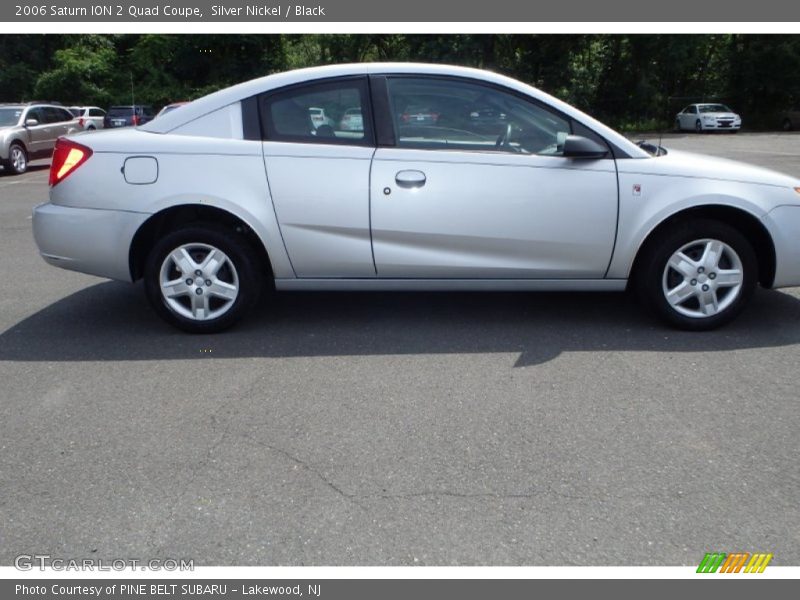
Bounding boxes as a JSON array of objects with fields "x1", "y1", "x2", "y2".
[
  {"x1": 697, "y1": 552, "x2": 773, "y2": 573},
  {"x1": 697, "y1": 553, "x2": 726, "y2": 573},
  {"x1": 720, "y1": 553, "x2": 749, "y2": 573},
  {"x1": 744, "y1": 553, "x2": 773, "y2": 573}
]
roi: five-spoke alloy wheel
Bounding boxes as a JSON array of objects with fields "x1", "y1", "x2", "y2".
[
  {"x1": 7, "y1": 143, "x2": 27, "y2": 175},
  {"x1": 144, "y1": 225, "x2": 262, "y2": 333},
  {"x1": 636, "y1": 219, "x2": 757, "y2": 330}
]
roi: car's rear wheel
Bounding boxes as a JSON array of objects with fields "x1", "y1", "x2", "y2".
[
  {"x1": 635, "y1": 220, "x2": 757, "y2": 330},
  {"x1": 695, "y1": 120, "x2": 703, "y2": 133},
  {"x1": 783, "y1": 118, "x2": 793, "y2": 131},
  {"x1": 6, "y1": 143, "x2": 28, "y2": 175},
  {"x1": 144, "y1": 225, "x2": 263, "y2": 333}
]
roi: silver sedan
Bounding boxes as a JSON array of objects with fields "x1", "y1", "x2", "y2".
[{"x1": 32, "y1": 63, "x2": 800, "y2": 332}]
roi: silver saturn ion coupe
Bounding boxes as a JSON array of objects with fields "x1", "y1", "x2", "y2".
[{"x1": 32, "y1": 63, "x2": 800, "y2": 333}]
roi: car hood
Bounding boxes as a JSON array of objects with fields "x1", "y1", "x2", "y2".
[
  {"x1": 623, "y1": 149, "x2": 798, "y2": 188},
  {"x1": 699, "y1": 112, "x2": 739, "y2": 118}
]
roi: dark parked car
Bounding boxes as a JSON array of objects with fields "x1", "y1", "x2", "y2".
[{"x1": 103, "y1": 105, "x2": 155, "y2": 128}]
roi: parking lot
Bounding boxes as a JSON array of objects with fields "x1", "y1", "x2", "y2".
[{"x1": 1, "y1": 132, "x2": 799, "y2": 566}]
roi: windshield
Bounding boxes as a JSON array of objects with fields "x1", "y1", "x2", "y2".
[
  {"x1": 699, "y1": 104, "x2": 732, "y2": 113},
  {"x1": 0, "y1": 107, "x2": 22, "y2": 127}
]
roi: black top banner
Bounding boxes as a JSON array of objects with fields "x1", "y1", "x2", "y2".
[{"x1": 2, "y1": 0, "x2": 799, "y2": 22}]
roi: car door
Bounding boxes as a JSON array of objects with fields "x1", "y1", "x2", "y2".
[
  {"x1": 52, "y1": 107, "x2": 76, "y2": 138},
  {"x1": 259, "y1": 76, "x2": 377, "y2": 277},
  {"x1": 369, "y1": 76, "x2": 618, "y2": 279},
  {"x1": 39, "y1": 107, "x2": 69, "y2": 154},
  {"x1": 23, "y1": 108, "x2": 52, "y2": 158}
]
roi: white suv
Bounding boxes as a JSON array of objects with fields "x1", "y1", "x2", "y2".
[{"x1": 69, "y1": 106, "x2": 107, "y2": 131}]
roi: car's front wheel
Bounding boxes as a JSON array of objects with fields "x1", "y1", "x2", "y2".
[
  {"x1": 144, "y1": 225, "x2": 263, "y2": 333},
  {"x1": 635, "y1": 220, "x2": 757, "y2": 330},
  {"x1": 5, "y1": 143, "x2": 28, "y2": 175},
  {"x1": 695, "y1": 120, "x2": 703, "y2": 133}
]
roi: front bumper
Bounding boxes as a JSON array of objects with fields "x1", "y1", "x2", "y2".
[
  {"x1": 32, "y1": 202, "x2": 149, "y2": 282},
  {"x1": 702, "y1": 121, "x2": 741, "y2": 130},
  {"x1": 763, "y1": 204, "x2": 800, "y2": 288}
]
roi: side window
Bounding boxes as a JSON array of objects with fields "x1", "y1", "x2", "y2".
[
  {"x1": 386, "y1": 77, "x2": 572, "y2": 155},
  {"x1": 260, "y1": 77, "x2": 372, "y2": 145},
  {"x1": 42, "y1": 107, "x2": 67, "y2": 123},
  {"x1": 90, "y1": 108, "x2": 106, "y2": 117},
  {"x1": 689, "y1": 106, "x2": 698, "y2": 114}
]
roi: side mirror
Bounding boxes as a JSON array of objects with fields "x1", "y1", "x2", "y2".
[
  {"x1": 25, "y1": 119, "x2": 39, "y2": 127},
  {"x1": 562, "y1": 135, "x2": 609, "y2": 159}
]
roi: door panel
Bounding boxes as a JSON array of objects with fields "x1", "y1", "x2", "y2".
[
  {"x1": 259, "y1": 76, "x2": 376, "y2": 278},
  {"x1": 25, "y1": 108, "x2": 50, "y2": 157},
  {"x1": 370, "y1": 148, "x2": 618, "y2": 278},
  {"x1": 264, "y1": 143, "x2": 376, "y2": 278}
]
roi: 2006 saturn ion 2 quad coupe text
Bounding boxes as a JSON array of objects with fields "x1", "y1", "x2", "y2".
[{"x1": 32, "y1": 63, "x2": 800, "y2": 333}]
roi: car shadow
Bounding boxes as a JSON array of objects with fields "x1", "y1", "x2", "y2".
[
  {"x1": 0, "y1": 164, "x2": 49, "y2": 176},
  {"x1": 1, "y1": 282, "x2": 799, "y2": 366}
]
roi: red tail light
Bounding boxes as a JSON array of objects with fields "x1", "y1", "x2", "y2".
[
  {"x1": 132, "y1": 114, "x2": 140, "y2": 126},
  {"x1": 49, "y1": 138, "x2": 92, "y2": 187},
  {"x1": 78, "y1": 117, "x2": 84, "y2": 127}
]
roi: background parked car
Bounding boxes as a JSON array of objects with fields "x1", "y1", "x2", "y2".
[
  {"x1": 156, "y1": 102, "x2": 190, "y2": 118},
  {"x1": 68, "y1": 106, "x2": 107, "y2": 130},
  {"x1": 308, "y1": 106, "x2": 334, "y2": 129},
  {"x1": 675, "y1": 103, "x2": 742, "y2": 132},
  {"x1": 103, "y1": 105, "x2": 155, "y2": 128},
  {"x1": 339, "y1": 107, "x2": 364, "y2": 131},
  {"x1": 781, "y1": 107, "x2": 800, "y2": 131},
  {"x1": 0, "y1": 102, "x2": 79, "y2": 175}
]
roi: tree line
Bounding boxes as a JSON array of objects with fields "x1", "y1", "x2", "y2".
[{"x1": 1, "y1": 34, "x2": 799, "y2": 130}]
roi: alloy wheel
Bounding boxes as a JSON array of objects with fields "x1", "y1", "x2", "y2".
[
  {"x1": 10, "y1": 146, "x2": 26, "y2": 173},
  {"x1": 159, "y1": 243, "x2": 239, "y2": 321},
  {"x1": 661, "y1": 238, "x2": 744, "y2": 318}
]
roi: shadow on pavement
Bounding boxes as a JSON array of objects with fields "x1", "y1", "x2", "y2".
[{"x1": 1, "y1": 281, "x2": 799, "y2": 366}]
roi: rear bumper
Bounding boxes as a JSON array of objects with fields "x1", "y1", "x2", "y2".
[{"x1": 32, "y1": 202, "x2": 149, "y2": 282}]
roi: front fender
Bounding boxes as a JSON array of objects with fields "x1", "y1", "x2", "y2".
[{"x1": 607, "y1": 173, "x2": 773, "y2": 279}]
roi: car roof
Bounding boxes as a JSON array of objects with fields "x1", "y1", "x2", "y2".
[{"x1": 140, "y1": 62, "x2": 648, "y2": 158}]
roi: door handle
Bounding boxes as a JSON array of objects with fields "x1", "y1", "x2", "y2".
[{"x1": 395, "y1": 170, "x2": 426, "y2": 189}]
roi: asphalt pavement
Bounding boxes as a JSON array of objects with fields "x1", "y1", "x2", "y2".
[{"x1": 1, "y1": 133, "x2": 798, "y2": 566}]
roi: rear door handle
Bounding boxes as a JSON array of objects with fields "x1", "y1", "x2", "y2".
[{"x1": 395, "y1": 170, "x2": 426, "y2": 189}]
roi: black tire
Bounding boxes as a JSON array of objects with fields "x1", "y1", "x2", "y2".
[
  {"x1": 783, "y1": 118, "x2": 793, "y2": 131},
  {"x1": 5, "y1": 142, "x2": 28, "y2": 175},
  {"x1": 695, "y1": 120, "x2": 703, "y2": 133},
  {"x1": 634, "y1": 219, "x2": 758, "y2": 330},
  {"x1": 144, "y1": 224, "x2": 264, "y2": 333}
]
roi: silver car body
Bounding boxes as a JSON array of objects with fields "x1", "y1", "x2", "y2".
[{"x1": 32, "y1": 63, "x2": 800, "y2": 294}]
